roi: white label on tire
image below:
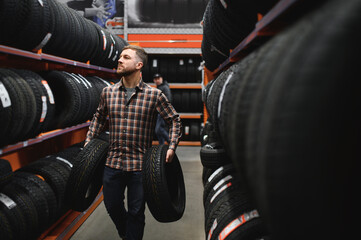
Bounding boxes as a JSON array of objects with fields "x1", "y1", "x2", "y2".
[
  {"x1": 0, "y1": 193, "x2": 16, "y2": 209},
  {"x1": 152, "y1": 59, "x2": 158, "y2": 68},
  {"x1": 56, "y1": 156, "x2": 73, "y2": 168},
  {"x1": 185, "y1": 126, "x2": 190, "y2": 135},
  {"x1": 101, "y1": 30, "x2": 107, "y2": 50},
  {"x1": 0, "y1": 81, "x2": 11, "y2": 108},
  {"x1": 207, "y1": 166, "x2": 224, "y2": 183},
  {"x1": 41, "y1": 80, "x2": 55, "y2": 104},
  {"x1": 218, "y1": 71, "x2": 233, "y2": 119},
  {"x1": 210, "y1": 182, "x2": 231, "y2": 203},
  {"x1": 179, "y1": 59, "x2": 184, "y2": 66},
  {"x1": 218, "y1": 210, "x2": 260, "y2": 240},
  {"x1": 35, "y1": 32, "x2": 52, "y2": 50},
  {"x1": 40, "y1": 96, "x2": 47, "y2": 122},
  {"x1": 213, "y1": 175, "x2": 232, "y2": 191},
  {"x1": 37, "y1": 0, "x2": 44, "y2": 7}
]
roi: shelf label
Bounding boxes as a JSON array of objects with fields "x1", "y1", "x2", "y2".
[
  {"x1": 23, "y1": 141, "x2": 28, "y2": 147},
  {"x1": 41, "y1": 80, "x2": 55, "y2": 104},
  {"x1": 0, "y1": 193, "x2": 16, "y2": 209},
  {"x1": 0, "y1": 81, "x2": 11, "y2": 108}
]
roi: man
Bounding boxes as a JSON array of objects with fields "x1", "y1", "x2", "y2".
[
  {"x1": 153, "y1": 73, "x2": 172, "y2": 145},
  {"x1": 84, "y1": 45, "x2": 182, "y2": 240}
]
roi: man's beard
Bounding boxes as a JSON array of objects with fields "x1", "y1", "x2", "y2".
[{"x1": 117, "y1": 67, "x2": 137, "y2": 77}]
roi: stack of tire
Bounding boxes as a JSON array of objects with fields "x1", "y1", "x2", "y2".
[
  {"x1": 0, "y1": 68, "x2": 111, "y2": 148},
  {"x1": 172, "y1": 89, "x2": 203, "y2": 113},
  {"x1": 201, "y1": 0, "x2": 278, "y2": 71},
  {"x1": 0, "y1": 142, "x2": 83, "y2": 239},
  {"x1": 200, "y1": 120, "x2": 268, "y2": 239},
  {"x1": 137, "y1": 0, "x2": 208, "y2": 24},
  {"x1": 0, "y1": 0, "x2": 128, "y2": 68},
  {"x1": 142, "y1": 56, "x2": 203, "y2": 83},
  {"x1": 202, "y1": 0, "x2": 361, "y2": 238}
]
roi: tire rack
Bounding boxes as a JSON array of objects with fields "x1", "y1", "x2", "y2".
[
  {"x1": 203, "y1": 0, "x2": 321, "y2": 108},
  {"x1": 0, "y1": 44, "x2": 114, "y2": 240},
  {"x1": 0, "y1": 43, "x2": 202, "y2": 239}
]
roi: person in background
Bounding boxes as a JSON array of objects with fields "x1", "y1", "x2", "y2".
[
  {"x1": 84, "y1": 45, "x2": 182, "y2": 240},
  {"x1": 153, "y1": 73, "x2": 172, "y2": 145}
]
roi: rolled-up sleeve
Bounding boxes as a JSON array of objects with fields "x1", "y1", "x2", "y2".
[{"x1": 156, "y1": 92, "x2": 182, "y2": 150}]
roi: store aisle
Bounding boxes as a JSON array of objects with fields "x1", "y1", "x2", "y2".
[{"x1": 70, "y1": 146, "x2": 205, "y2": 240}]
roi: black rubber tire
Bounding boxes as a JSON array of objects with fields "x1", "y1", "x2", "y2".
[
  {"x1": 2, "y1": 183, "x2": 39, "y2": 238},
  {"x1": 18, "y1": 161, "x2": 68, "y2": 217},
  {"x1": 10, "y1": 176, "x2": 49, "y2": 236},
  {"x1": 0, "y1": 191, "x2": 27, "y2": 240},
  {"x1": 14, "y1": 171, "x2": 57, "y2": 227},
  {"x1": 218, "y1": 50, "x2": 259, "y2": 150},
  {"x1": 44, "y1": 71, "x2": 82, "y2": 129},
  {"x1": 29, "y1": 71, "x2": 56, "y2": 132},
  {"x1": 65, "y1": 138, "x2": 109, "y2": 212},
  {"x1": 11, "y1": 69, "x2": 45, "y2": 139},
  {"x1": 0, "y1": 159, "x2": 12, "y2": 190},
  {"x1": 143, "y1": 145, "x2": 186, "y2": 222},
  {"x1": 0, "y1": 69, "x2": 27, "y2": 145},
  {"x1": 203, "y1": 164, "x2": 236, "y2": 206},
  {"x1": 245, "y1": 0, "x2": 361, "y2": 238},
  {"x1": 200, "y1": 142, "x2": 230, "y2": 169}
]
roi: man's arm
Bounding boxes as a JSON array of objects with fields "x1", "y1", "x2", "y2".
[
  {"x1": 84, "y1": 88, "x2": 108, "y2": 146},
  {"x1": 156, "y1": 92, "x2": 182, "y2": 162}
]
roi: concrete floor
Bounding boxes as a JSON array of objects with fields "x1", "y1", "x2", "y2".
[{"x1": 70, "y1": 146, "x2": 205, "y2": 240}]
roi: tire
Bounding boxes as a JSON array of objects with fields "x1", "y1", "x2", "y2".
[
  {"x1": 0, "y1": 191, "x2": 27, "y2": 240},
  {"x1": 0, "y1": 159, "x2": 12, "y2": 190},
  {"x1": 18, "y1": 161, "x2": 68, "y2": 216},
  {"x1": 11, "y1": 69, "x2": 45, "y2": 139},
  {"x1": 65, "y1": 138, "x2": 109, "y2": 212},
  {"x1": 44, "y1": 71, "x2": 82, "y2": 129},
  {"x1": 143, "y1": 145, "x2": 186, "y2": 222},
  {"x1": 0, "y1": 69, "x2": 27, "y2": 144},
  {"x1": 203, "y1": 164, "x2": 236, "y2": 206},
  {"x1": 200, "y1": 142, "x2": 230, "y2": 169},
  {"x1": 245, "y1": 0, "x2": 361, "y2": 238},
  {"x1": 14, "y1": 171, "x2": 57, "y2": 226}
]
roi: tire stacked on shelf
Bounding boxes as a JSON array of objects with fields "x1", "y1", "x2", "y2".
[
  {"x1": 202, "y1": 0, "x2": 361, "y2": 238},
  {"x1": 0, "y1": 0, "x2": 128, "y2": 69},
  {"x1": 201, "y1": 0, "x2": 279, "y2": 71},
  {"x1": 143, "y1": 56, "x2": 203, "y2": 83},
  {"x1": 0, "y1": 68, "x2": 110, "y2": 148},
  {"x1": 137, "y1": 0, "x2": 208, "y2": 24},
  {"x1": 0, "y1": 142, "x2": 84, "y2": 239}
]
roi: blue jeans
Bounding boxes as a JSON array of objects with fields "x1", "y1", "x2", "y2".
[
  {"x1": 155, "y1": 114, "x2": 170, "y2": 145},
  {"x1": 103, "y1": 166, "x2": 145, "y2": 240}
]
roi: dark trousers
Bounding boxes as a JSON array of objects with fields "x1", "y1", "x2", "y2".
[
  {"x1": 155, "y1": 114, "x2": 170, "y2": 145},
  {"x1": 103, "y1": 166, "x2": 145, "y2": 240}
]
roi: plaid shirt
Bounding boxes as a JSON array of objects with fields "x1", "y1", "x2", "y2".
[{"x1": 85, "y1": 79, "x2": 182, "y2": 171}]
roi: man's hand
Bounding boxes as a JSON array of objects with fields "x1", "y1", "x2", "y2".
[{"x1": 165, "y1": 149, "x2": 175, "y2": 163}]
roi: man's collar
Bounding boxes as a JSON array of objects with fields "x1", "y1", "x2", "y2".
[{"x1": 118, "y1": 77, "x2": 144, "y2": 91}]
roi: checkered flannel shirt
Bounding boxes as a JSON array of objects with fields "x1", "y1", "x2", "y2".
[{"x1": 85, "y1": 79, "x2": 182, "y2": 171}]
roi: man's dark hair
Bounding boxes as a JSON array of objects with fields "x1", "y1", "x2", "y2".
[{"x1": 123, "y1": 45, "x2": 148, "y2": 67}]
